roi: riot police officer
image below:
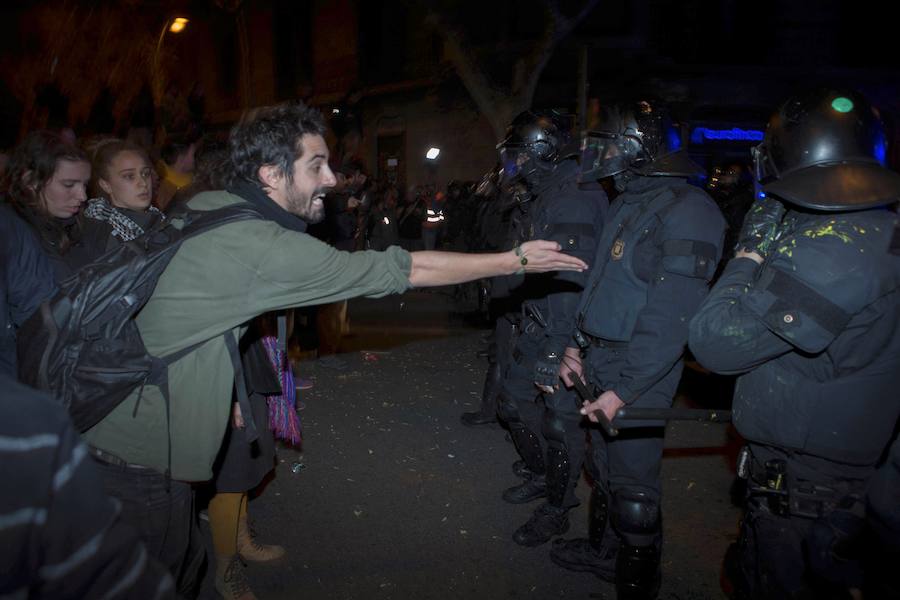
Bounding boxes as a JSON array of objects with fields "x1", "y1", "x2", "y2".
[
  {"x1": 460, "y1": 166, "x2": 520, "y2": 427},
  {"x1": 551, "y1": 99, "x2": 726, "y2": 600},
  {"x1": 491, "y1": 110, "x2": 607, "y2": 546},
  {"x1": 688, "y1": 88, "x2": 900, "y2": 598}
]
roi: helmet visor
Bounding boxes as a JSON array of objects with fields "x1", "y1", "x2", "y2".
[
  {"x1": 499, "y1": 147, "x2": 530, "y2": 184},
  {"x1": 751, "y1": 142, "x2": 778, "y2": 185},
  {"x1": 579, "y1": 132, "x2": 634, "y2": 182}
]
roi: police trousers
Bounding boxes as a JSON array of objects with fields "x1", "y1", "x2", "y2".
[{"x1": 501, "y1": 324, "x2": 586, "y2": 507}]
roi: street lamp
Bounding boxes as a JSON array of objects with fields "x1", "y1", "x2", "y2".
[
  {"x1": 169, "y1": 17, "x2": 189, "y2": 33},
  {"x1": 152, "y1": 15, "x2": 189, "y2": 107},
  {"x1": 426, "y1": 147, "x2": 441, "y2": 160}
]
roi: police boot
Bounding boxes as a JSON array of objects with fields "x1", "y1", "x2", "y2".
[
  {"x1": 460, "y1": 360, "x2": 501, "y2": 427},
  {"x1": 550, "y1": 485, "x2": 617, "y2": 581},
  {"x1": 512, "y1": 459, "x2": 534, "y2": 479},
  {"x1": 513, "y1": 502, "x2": 570, "y2": 546},
  {"x1": 503, "y1": 474, "x2": 547, "y2": 504},
  {"x1": 513, "y1": 437, "x2": 573, "y2": 545},
  {"x1": 616, "y1": 544, "x2": 661, "y2": 600},
  {"x1": 612, "y1": 490, "x2": 662, "y2": 600}
]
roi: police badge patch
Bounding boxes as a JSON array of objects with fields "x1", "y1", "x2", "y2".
[{"x1": 611, "y1": 239, "x2": 625, "y2": 260}]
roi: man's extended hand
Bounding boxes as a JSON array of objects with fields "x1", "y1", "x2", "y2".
[
  {"x1": 558, "y1": 347, "x2": 584, "y2": 389},
  {"x1": 580, "y1": 390, "x2": 624, "y2": 424},
  {"x1": 516, "y1": 240, "x2": 588, "y2": 273},
  {"x1": 736, "y1": 196, "x2": 786, "y2": 258}
]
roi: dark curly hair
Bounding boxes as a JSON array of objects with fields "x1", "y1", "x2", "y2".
[
  {"x1": 227, "y1": 101, "x2": 327, "y2": 188},
  {"x1": 2, "y1": 130, "x2": 89, "y2": 253},
  {"x1": 2, "y1": 130, "x2": 89, "y2": 215}
]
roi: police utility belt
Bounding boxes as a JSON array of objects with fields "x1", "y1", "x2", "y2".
[
  {"x1": 506, "y1": 303, "x2": 544, "y2": 339},
  {"x1": 736, "y1": 446, "x2": 857, "y2": 520},
  {"x1": 573, "y1": 328, "x2": 629, "y2": 351}
]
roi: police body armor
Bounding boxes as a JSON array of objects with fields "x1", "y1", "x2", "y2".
[
  {"x1": 732, "y1": 209, "x2": 900, "y2": 466},
  {"x1": 578, "y1": 178, "x2": 719, "y2": 343},
  {"x1": 517, "y1": 159, "x2": 605, "y2": 336}
]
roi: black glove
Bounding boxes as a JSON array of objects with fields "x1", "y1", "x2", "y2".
[
  {"x1": 534, "y1": 353, "x2": 562, "y2": 391},
  {"x1": 737, "y1": 196, "x2": 786, "y2": 258}
]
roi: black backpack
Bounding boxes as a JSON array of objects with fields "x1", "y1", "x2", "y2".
[{"x1": 17, "y1": 203, "x2": 263, "y2": 432}]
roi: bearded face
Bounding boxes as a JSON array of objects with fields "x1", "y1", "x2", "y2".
[{"x1": 280, "y1": 134, "x2": 336, "y2": 223}]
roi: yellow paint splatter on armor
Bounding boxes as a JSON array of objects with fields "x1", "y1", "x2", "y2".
[
  {"x1": 776, "y1": 238, "x2": 797, "y2": 257},
  {"x1": 800, "y1": 222, "x2": 852, "y2": 244}
]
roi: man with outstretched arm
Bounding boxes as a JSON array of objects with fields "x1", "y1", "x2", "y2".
[{"x1": 78, "y1": 101, "x2": 586, "y2": 592}]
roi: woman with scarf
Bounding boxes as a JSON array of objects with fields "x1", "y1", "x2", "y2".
[{"x1": 80, "y1": 139, "x2": 165, "y2": 257}]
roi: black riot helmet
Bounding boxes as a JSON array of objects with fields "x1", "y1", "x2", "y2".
[
  {"x1": 579, "y1": 99, "x2": 703, "y2": 182},
  {"x1": 753, "y1": 88, "x2": 900, "y2": 211},
  {"x1": 497, "y1": 110, "x2": 568, "y2": 185}
]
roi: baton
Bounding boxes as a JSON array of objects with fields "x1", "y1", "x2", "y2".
[
  {"x1": 570, "y1": 375, "x2": 731, "y2": 437},
  {"x1": 614, "y1": 407, "x2": 732, "y2": 423},
  {"x1": 570, "y1": 374, "x2": 619, "y2": 437}
]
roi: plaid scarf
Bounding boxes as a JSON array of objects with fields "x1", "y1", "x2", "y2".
[{"x1": 83, "y1": 198, "x2": 164, "y2": 242}]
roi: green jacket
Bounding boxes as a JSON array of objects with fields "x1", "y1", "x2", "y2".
[{"x1": 84, "y1": 191, "x2": 413, "y2": 481}]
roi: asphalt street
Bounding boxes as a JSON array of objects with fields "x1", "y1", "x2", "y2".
[{"x1": 203, "y1": 289, "x2": 742, "y2": 600}]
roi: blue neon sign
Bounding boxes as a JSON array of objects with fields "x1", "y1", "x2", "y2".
[
  {"x1": 874, "y1": 130, "x2": 887, "y2": 165},
  {"x1": 666, "y1": 127, "x2": 682, "y2": 152},
  {"x1": 690, "y1": 127, "x2": 765, "y2": 144}
]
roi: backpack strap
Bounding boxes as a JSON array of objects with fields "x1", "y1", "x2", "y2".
[
  {"x1": 223, "y1": 329, "x2": 259, "y2": 443},
  {"x1": 176, "y1": 203, "x2": 264, "y2": 240}
]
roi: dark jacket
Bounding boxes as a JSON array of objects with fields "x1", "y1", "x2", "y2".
[
  {"x1": 0, "y1": 374, "x2": 174, "y2": 599},
  {"x1": 11, "y1": 207, "x2": 82, "y2": 282},
  {"x1": 71, "y1": 198, "x2": 165, "y2": 266},
  {"x1": 0, "y1": 205, "x2": 57, "y2": 377},
  {"x1": 515, "y1": 159, "x2": 608, "y2": 365},
  {"x1": 577, "y1": 175, "x2": 727, "y2": 405},
  {"x1": 689, "y1": 208, "x2": 900, "y2": 467}
]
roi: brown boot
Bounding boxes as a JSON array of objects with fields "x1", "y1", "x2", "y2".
[
  {"x1": 215, "y1": 556, "x2": 257, "y2": 600},
  {"x1": 237, "y1": 516, "x2": 285, "y2": 562}
]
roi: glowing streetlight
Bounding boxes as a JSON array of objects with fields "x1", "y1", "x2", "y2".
[
  {"x1": 153, "y1": 15, "x2": 191, "y2": 135},
  {"x1": 169, "y1": 17, "x2": 189, "y2": 33},
  {"x1": 426, "y1": 147, "x2": 441, "y2": 160}
]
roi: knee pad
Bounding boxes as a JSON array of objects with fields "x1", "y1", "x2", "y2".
[
  {"x1": 542, "y1": 412, "x2": 568, "y2": 447},
  {"x1": 611, "y1": 489, "x2": 660, "y2": 547},
  {"x1": 496, "y1": 392, "x2": 520, "y2": 424}
]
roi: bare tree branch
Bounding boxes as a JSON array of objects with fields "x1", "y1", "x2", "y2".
[{"x1": 425, "y1": 0, "x2": 599, "y2": 139}]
